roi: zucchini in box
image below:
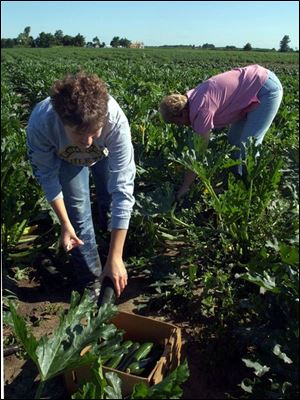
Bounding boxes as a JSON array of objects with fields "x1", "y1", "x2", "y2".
[{"x1": 64, "y1": 311, "x2": 182, "y2": 396}]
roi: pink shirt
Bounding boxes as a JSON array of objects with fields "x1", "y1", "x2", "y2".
[{"x1": 186, "y1": 64, "x2": 269, "y2": 136}]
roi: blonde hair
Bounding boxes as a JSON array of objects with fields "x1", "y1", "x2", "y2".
[{"x1": 159, "y1": 94, "x2": 188, "y2": 123}]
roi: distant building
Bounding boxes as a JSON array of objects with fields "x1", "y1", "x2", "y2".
[{"x1": 129, "y1": 41, "x2": 144, "y2": 49}]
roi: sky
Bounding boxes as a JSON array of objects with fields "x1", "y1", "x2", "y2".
[{"x1": 1, "y1": 1, "x2": 299, "y2": 49}]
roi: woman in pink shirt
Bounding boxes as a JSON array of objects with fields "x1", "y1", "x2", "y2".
[{"x1": 159, "y1": 64, "x2": 283, "y2": 200}]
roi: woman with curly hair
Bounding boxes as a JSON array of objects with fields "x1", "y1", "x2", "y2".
[
  {"x1": 159, "y1": 64, "x2": 283, "y2": 200},
  {"x1": 26, "y1": 72, "x2": 136, "y2": 299}
]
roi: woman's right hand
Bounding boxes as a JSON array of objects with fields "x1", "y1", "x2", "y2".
[{"x1": 60, "y1": 223, "x2": 84, "y2": 252}]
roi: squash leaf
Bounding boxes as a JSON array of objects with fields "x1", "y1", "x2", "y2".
[{"x1": 9, "y1": 290, "x2": 119, "y2": 382}]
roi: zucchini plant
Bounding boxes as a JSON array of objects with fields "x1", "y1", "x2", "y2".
[{"x1": 8, "y1": 290, "x2": 121, "y2": 399}]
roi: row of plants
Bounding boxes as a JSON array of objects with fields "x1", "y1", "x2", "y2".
[
  {"x1": 129, "y1": 134, "x2": 299, "y2": 398},
  {"x1": 2, "y1": 48, "x2": 299, "y2": 398}
]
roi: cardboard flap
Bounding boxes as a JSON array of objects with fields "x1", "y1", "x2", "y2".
[
  {"x1": 151, "y1": 355, "x2": 168, "y2": 385},
  {"x1": 151, "y1": 327, "x2": 182, "y2": 385}
]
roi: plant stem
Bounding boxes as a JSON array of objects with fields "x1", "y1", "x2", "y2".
[
  {"x1": 246, "y1": 179, "x2": 253, "y2": 223},
  {"x1": 205, "y1": 181, "x2": 223, "y2": 225},
  {"x1": 35, "y1": 380, "x2": 45, "y2": 399}
]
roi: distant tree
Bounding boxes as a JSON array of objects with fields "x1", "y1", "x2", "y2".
[
  {"x1": 73, "y1": 33, "x2": 85, "y2": 47},
  {"x1": 54, "y1": 30, "x2": 64, "y2": 46},
  {"x1": 35, "y1": 32, "x2": 55, "y2": 48},
  {"x1": 279, "y1": 35, "x2": 291, "y2": 52},
  {"x1": 24, "y1": 26, "x2": 31, "y2": 38},
  {"x1": 119, "y1": 38, "x2": 131, "y2": 48},
  {"x1": 93, "y1": 36, "x2": 101, "y2": 47},
  {"x1": 110, "y1": 36, "x2": 120, "y2": 47},
  {"x1": 1, "y1": 38, "x2": 16, "y2": 48},
  {"x1": 28, "y1": 36, "x2": 35, "y2": 47},
  {"x1": 202, "y1": 43, "x2": 215, "y2": 49},
  {"x1": 2, "y1": 28, "x2": 89, "y2": 49},
  {"x1": 225, "y1": 45, "x2": 237, "y2": 50},
  {"x1": 243, "y1": 43, "x2": 252, "y2": 51},
  {"x1": 62, "y1": 34, "x2": 74, "y2": 46},
  {"x1": 16, "y1": 26, "x2": 32, "y2": 46}
]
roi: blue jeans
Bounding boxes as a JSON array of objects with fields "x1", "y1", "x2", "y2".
[
  {"x1": 59, "y1": 157, "x2": 111, "y2": 285},
  {"x1": 228, "y1": 70, "x2": 283, "y2": 175}
]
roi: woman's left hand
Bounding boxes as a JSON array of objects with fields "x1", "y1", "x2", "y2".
[{"x1": 101, "y1": 257, "x2": 128, "y2": 297}]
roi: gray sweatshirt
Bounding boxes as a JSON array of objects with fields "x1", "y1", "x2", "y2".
[{"x1": 26, "y1": 95, "x2": 136, "y2": 229}]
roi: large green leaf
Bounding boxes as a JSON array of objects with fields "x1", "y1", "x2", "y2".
[
  {"x1": 36, "y1": 291, "x2": 118, "y2": 381},
  {"x1": 235, "y1": 271, "x2": 281, "y2": 294},
  {"x1": 9, "y1": 290, "x2": 118, "y2": 382},
  {"x1": 134, "y1": 181, "x2": 175, "y2": 217},
  {"x1": 9, "y1": 300, "x2": 39, "y2": 366}
]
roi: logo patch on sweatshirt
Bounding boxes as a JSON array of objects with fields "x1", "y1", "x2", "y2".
[{"x1": 59, "y1": 144, "x2": 109, "y2": 166}]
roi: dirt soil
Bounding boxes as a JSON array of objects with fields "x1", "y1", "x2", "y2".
[{"x1": 3, "y1": 259, "x2": 242, "y2": 399}]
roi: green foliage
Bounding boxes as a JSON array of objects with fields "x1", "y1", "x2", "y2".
[
  {"x1": 72, "y1": 358, "x2": 123, "y2": 399},
  {"x1": 72, "y1": 357, "x2": 189, "y2": 399},
  {"x1": 279, "y1": 35, "x2": 291, "y2": 52},
  {"x1": 243, "y1": 43, "x2": 252, "y2": 51},
  {"x1": 1, "y1": 80, "x2": 45, "y2": 251},
  {"x1": 131, "y1": 359, "x2": 189, "y2": 399},
  {"x1": 2, "y1": 47, "x2": 299, "y2": 399},
  {"x1": 234, "y1": 239, "x2": 299, "y2": 398},
  {"x1": 8, "y1": 291, "x2": 120, "y2": 398}
]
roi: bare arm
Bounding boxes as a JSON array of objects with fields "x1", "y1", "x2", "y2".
[
  {"x1": 51, "y1": 198, "x2": 84, "y2": 251},
  {"x1": 52, "y1": 199, "x2": 127, "y2": 296}
]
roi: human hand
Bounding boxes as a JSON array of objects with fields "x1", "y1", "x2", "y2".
[
  {"x1": 60, "y1": 223, "x2": 84, "y2": 252},
  {"x1": 100, "y1": 257, "x2": 128, "y2": 298}
]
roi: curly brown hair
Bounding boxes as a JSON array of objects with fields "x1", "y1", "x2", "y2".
[{"x1": 50, "y1": 72, "x2": 109, "y2": 132}]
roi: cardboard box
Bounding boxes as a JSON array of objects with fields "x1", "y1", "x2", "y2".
[{"x1": 64, "y1": 310, "x2": 182, "y2": 396}]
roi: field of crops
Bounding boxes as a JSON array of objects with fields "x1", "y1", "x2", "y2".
[{"x1": 2, "y1": 47, "x2": 299, "y2": 399}]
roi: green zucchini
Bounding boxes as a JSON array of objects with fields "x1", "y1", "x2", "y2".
[
  {"x1": 125, "y1": 357, "x2": 153, "y2": 375},
  {"x1": 125, "y1": 363, "x2": 145, "y2": 375},
  {"x1": 117, "y1": 342, "x2": 140, "y2": 371},
  {"x1": 104, "y1": 340, "x2": 133, "y2": 368},
  {"x1": 106, "y1": 353, "x2": 124, "y2": 369},
  {"x1": 122, "y1": 340, "x2": 134, "y2": 350},
  {"x1": 131, "y1": 342, "x2": 154, "y2": 361}
]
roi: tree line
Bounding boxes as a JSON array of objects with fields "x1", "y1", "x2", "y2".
[
  {"x1": 1, "y1": 27, "x2": 133, "y2": 48},
  {"x1": 1, "y1": 27, "x2": 295, "y2": 52},
  {"x1": 160, "y1": 37, "x2": 295, "y2": 52}
]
